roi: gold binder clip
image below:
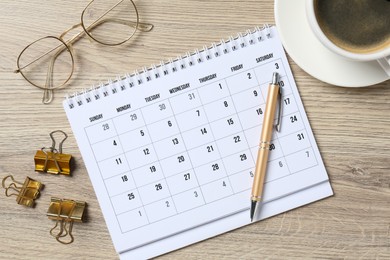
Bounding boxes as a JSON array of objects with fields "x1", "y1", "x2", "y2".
[
  {"x1": 47, "y1": 197, "x2": 86, "y2": 244},
  {"x1": 1, "y1": 175, "x2": 43, "y2": 207},
  {"x1": 34, "y1": 130, "x2": 72, "y2": 175}
]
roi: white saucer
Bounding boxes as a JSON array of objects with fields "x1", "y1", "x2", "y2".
[{"x1": 274, "y1": 0, "x2": 390, "y2": 87}]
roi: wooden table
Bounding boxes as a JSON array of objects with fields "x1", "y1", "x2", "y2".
[{"x1": 0, "y1": 0, "x2": 389, "y2": 259}]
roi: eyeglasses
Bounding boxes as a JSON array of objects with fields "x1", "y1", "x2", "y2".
[{"x1": 15, "y1": 0, "x2": 153, "y2": 104}]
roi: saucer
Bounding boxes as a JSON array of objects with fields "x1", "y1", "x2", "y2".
[{"x1": 274, "y1": 0, "x2": 390, "y2": 87}]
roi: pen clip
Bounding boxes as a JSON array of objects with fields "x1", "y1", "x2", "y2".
[{"x1": 275, "y1": 87, "x2": 282, "y2": 132}]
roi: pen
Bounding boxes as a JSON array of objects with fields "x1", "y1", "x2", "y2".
[{"x1": 250, "y1": 72, "x2": 282, "y2": 222}]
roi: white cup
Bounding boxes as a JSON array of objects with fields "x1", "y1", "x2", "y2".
[{"x1": 305, "y1": 0, "x2": 390, "y2": 76}]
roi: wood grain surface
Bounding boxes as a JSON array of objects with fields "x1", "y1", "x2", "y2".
[{"x1": 0, "y1": 0, "x2": 389, "y2": 259}]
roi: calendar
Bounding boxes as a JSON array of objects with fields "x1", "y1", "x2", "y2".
[{"x1": 64, "y1": 26, "x2": 332, "y2": 259}]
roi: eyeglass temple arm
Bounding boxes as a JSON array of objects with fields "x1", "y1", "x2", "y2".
[
  {"x1": 86, "y1": 17, "x2": 153, "y2": 33},
  {"x1": 42, "y1": 43, "x2": 73, "y2": 104},
  {"x1": 42, "y1": 56, "x2": 56, "y2": 104},
  {"x1": 137, "y1": 22, "x2": 154, "y2": 32},
  {"x1": 107, "y1": 18, "x2": 153, "y2": 32}
]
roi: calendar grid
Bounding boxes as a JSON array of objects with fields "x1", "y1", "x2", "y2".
[
  {"x1": 81, "y1": 44, "x2": 322, "y2": 233},
  {"x1": 82, "y1": 70, "x2": 323, "y2": 232},
  {"x1": 84, "y1": 63, "x2": 321, "y2": 229},
  {"x1": 84, "y1": 72, "x2": 317, "y2": 202}
]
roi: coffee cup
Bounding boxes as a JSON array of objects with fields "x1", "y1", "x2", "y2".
[{"x1": 305, "y1": 0, "x2": 390, "y2": 77}]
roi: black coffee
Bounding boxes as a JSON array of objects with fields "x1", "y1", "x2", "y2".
[{"x1": 314, "y1": 0, "x2": 390, "y2": 53}]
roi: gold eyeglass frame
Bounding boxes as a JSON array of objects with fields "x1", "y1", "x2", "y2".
[{"x1": 15, "y1": 0, "x2": 153, "y2": 104}]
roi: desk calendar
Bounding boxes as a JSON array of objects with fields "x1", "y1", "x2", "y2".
[{"x1": 64, "y1": 26, "x2": 333, "y2": 259}]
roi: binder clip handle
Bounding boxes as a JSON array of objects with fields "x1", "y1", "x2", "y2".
[
  {"x1": 2, "y1": 175, "x2": 43, "y2": 207},
  {"x1": 49, "y1": 130, "x2": 68, "y2": 154},
  {"x1": 40, "y1": 147, "x2": 62, "y2": 174},
  {"x1": 1, "y1": 175, "x2": 22, "y2": 197},
  {"x1": 50, "y1": 219, "x2": 74, "y2": 245}
]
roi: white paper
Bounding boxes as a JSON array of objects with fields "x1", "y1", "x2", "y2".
[{"x1": 63, "y1": 26, "x2": 332, "y2": 259}]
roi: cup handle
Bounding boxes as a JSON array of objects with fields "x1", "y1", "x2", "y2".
[{"x1": 377, "y1": 56, "x2": 390, "y2": 77}]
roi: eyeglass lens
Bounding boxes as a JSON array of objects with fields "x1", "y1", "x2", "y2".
[
  {"x1": 18, "y1": 37, "x2": 73, "y2": 90},
  {"x1": 82, "y1": 0, "x2": 139, "y2": 46}
]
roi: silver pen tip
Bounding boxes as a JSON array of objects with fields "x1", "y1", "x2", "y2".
[
  {"x1": 250, "y1": 200, "x2": 257, "y2": 222},
  {"x1": 272, "y1": 72, "x2": 279, "y2": 85}
]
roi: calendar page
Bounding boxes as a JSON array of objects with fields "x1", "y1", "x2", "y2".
[{"x1": 64, "y1": 26, "x2": 332, "y2": 259}]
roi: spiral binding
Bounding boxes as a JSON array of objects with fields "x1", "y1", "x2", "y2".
[{"x1": 66, "y1": 24, "x2": 272, "y2": 109}]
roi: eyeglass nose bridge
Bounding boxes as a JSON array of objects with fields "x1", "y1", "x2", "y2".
[
  {"x1": 59, "y1": 23, "x2": 83, "y2": 41},
  {"x1": 59, "y1": 22, "x2": 91, "y2": 49}
]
